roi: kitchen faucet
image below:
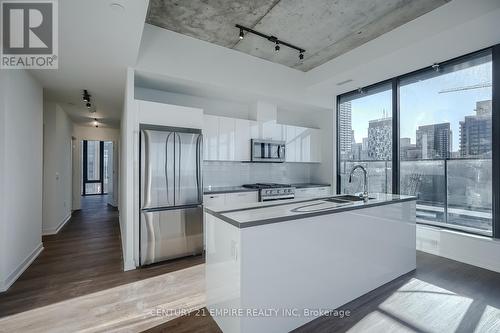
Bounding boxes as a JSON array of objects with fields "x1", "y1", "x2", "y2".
[{"x1": 348, "y1": 165, "x2": 369, "y2": 202}]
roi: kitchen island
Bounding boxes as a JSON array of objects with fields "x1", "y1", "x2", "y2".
[{"x1": 204, "y1": 193, "x2": 416, "y2": 333}]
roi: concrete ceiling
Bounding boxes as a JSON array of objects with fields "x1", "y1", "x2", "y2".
[
  {"x1": 146, "y1": 0, "x2": 450, "y2": 72},
  {"x1": 29, "y1": 0, "x2": 149, "y2": 128}
]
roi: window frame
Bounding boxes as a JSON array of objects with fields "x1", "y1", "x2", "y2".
[{"x1": 336, "y1": 44, "x2": 499, "y2": 238}]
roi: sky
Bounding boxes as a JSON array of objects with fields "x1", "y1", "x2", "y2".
[{"x1": 349, "y1": 59, "x2": 492, "y2": 152}]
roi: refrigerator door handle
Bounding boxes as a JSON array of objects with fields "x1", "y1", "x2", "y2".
[
  {"x1": 196, "y1": 134, "x2": 203, "y2": 203},
  {"x1": 165, "y1": 132, "x2": 174, "y2": 204},
  {"x1": 176, "y1": 132, "x2": 182, "y2": 203}
]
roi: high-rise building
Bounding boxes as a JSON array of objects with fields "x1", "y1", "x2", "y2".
[
  {"x1": 459, "y1": 100, "x2": 492, "y2": 157},
  {"x1": 416, "y1": 123, "x2": 452, "y2": 159},
  {"x1": 338, "y1": 101, "x2": 352, "y2": 158},
  {"x1": 367, "y1": 117, "x2": 392, "y2": 160}
]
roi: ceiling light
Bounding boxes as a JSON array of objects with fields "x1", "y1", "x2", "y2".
[
  {"x1": 93, "y1": 118, "x2": 99, "y2": 128},
  {"x1": 275, "y1": 42, "x2": 280, "y2": 52},
  {"x1": 83, "y1": 89, "x2": 90, "y2": 103},
  {"x1": 239, "y1": 28, "x2": 244, "y2": 40},
  {"x1": 299, "y1": 52, "x2": 304, "y2": 60},
  {"x1": 86, "y1": 102, "x2": 91, "y2": 109}
]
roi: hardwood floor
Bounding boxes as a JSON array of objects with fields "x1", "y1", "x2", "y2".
[
  {"x1": 0, "y1": 195, "x2": 203, "y2": 319},
  {"x1": 146, "y1": 252, "x2": 500, "y2": 333}
]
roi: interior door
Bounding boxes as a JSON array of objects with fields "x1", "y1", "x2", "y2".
[
  {"x1": 175, "y1": 132, "x2": 203, "y2": 206},
  {"x1": 141, "y1": 129, "x2": 175, "y2": 209}
]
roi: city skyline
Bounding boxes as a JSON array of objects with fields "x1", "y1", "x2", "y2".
[{"x1": 347, "y1": 59, "x2": 492, "y2": 153}]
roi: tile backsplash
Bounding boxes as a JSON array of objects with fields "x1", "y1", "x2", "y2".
[{"x1": 203, "y1": 161, "x2": 312, "y2": 187}]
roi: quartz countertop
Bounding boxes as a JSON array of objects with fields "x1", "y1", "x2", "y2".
[
  {"x1": 205, "y1": 193, "x2": 416, "y2": 229},
  {"x1": 203, "y1": 183, "x2": 331, "y2": 194}
]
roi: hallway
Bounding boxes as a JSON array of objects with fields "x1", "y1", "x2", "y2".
[{"x1": 0, "y1": 195, "x2": 203, "y2": 319}]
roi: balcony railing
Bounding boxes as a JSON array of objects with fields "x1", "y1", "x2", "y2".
[{"x1": 339, "y1": 158, "x2": 492, "y2": 236}]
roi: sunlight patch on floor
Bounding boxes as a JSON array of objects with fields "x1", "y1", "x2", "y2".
[
  {"x1": 0, "y1": 264, "x2": 206, "y2": 333},
  {"x1": 474, "y1": 305, "x2": 500, "y2": 332},
  {"x1": 378, "y1": 278, "x2": 473, "y2": 333}
]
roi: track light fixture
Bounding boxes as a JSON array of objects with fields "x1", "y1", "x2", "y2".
[
  {"x1": 86, "y1": 102, "x2": 91, "y2": 109},
  {"x1": 82, "y1": 89, "x2": 91, "y2": 103},
  {"x1": 235, "y1": 24, "x2": 305, "y2": 60},
  {"x1": 432, "y1": 63, "x2": 440, "y2": 72},
  {"x1": 93, "y1": 118, "x2": 99, "y2": 128}
]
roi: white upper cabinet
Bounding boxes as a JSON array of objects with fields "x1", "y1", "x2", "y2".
[
  {"x1": 218, "y1": 117, "x2": 236, "y2": 161},
  {"x1": 261, "y1": 121, "x2": 284, "y2": 141},
  {"x1": 310, "y1": 129, "x2": 322, "y2": 163},
  {"x1": 203, "y1": 115, "x2": 219, "y2": 161},
  {"x1": 234, "y1": 119, "x2": 255, "y2": 161},
  {"x1": 203, "y1": 115, "x2": 321, "y2": 163}
]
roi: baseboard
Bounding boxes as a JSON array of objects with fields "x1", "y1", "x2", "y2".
[
  {"x1": 1, "y1": 243, "x2": 43, "y2": 292},
  {"x1": 42, "y1": 212, "x2": 72, "y2": 236},
  {"x1": 417, "y1": 225, "x2": 500, "y2": 273}
]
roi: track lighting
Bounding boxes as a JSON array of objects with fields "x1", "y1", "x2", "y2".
[
  {"x1": 93, "y1": 118, "x2": 99, "y2": 128},
  {"x1": 432, "y1": 63, "x2": 440, "y2": 72},
  {"x1": 235, "y1": 24, "x2": 305, "y2": 57},
  {"x1": 82, "y1": 89, "x2": 90, "y2": 103},
  {"x1": 86, "y1": 102, "x2": 91, "y2": 109}
]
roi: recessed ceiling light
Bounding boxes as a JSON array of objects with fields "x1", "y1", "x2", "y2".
[{"x1": 110, "y1": 2, "x2": 125, "y2": 12}]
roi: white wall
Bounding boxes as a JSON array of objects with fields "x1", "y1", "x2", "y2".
[
  {"x1": 135, "y1": 87, "x2": 252, "y2": 120},
  {"x1": 43, "y1": 102, "x2": 73, "y2": 235},
  {"x1": 0, "y1": 70, "x2": 43, "y2": 292},
  {"x1": 72, "y1": 125, "x2": 120, "y2": 210},
  {"x1": 120, "y1": 68, "x2": 137, "y2": 271},
  {"x1": 417, "y1": 225, "x2": 500, "y2": 273}
]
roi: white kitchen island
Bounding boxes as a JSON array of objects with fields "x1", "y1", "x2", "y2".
[{"x1": 204, "y1": 193, "x2": 416, "y2": 333}]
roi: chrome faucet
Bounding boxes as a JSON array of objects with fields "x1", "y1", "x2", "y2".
[{"x1": 348, "y1": 165, "x2": 369, "y2": 202}]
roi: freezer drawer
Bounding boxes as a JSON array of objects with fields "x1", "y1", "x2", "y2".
[{"x1": 140, "y1": 206, "x2": 203, "y2": 266}]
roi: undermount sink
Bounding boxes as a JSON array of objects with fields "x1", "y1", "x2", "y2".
[{"x1": 323, "y1": 195, "x2": 375, "y2": 203}]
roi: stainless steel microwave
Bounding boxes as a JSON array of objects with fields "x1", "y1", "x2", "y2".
[{"x1": 251, "y1": 139, "x2": 286, "y2": 162}]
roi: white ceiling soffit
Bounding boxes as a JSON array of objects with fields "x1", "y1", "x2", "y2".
[
  {"x1": 134, "y1": 70, "x2": 331, "y2": 114},
  {"x1": 29, "y1": 0, "x2": 149, "y2": 128},
  {"x1": 146, "y1": 0, "x2": 450, "y2": 72}
]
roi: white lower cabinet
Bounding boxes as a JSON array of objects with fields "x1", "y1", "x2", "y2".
[
  {"x1": 203, "y1": 194, "x2": 225, "y2": 207},
  {"x1": 203, "y1": 191, "x2": 259, "y2": 206}
]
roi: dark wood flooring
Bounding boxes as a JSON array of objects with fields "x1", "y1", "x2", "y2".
[
  {"x1": 0, "y1": 195, "x2": 203, "y2": 318},
  {"x1": 146, "y1": 251, "x2": 500, "y2": 333}
]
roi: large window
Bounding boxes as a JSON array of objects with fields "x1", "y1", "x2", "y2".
[
  {"x1": 337, "y1": 47, "x2": 497, "y2": 237},
  {"x1": 338, "y1": 83, "x2": 393, "y2": 195},
  {"x1": 400, "y1": 50, "x2": 492, "y2": 235}
]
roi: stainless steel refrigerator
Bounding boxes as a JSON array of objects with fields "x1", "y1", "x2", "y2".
[{"x1": 140, "y1": 125, "x2": 203, "y2": 266}]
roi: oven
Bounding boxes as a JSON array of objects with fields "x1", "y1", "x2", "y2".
[{"x1": 251, "y1": 139, "x2": 286, "y2": 163}]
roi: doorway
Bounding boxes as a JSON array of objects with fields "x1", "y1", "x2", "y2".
[{"x1": 81, "y1": 140, "x2": 113, "y2": 197}]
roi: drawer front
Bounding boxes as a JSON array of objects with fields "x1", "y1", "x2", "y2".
[
  {"x1": 224, "y1": 191, "x2": 259, "y2": 204},
  {"x1": 203, "y1": 194, "x2": 225, "y2": 207}
]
